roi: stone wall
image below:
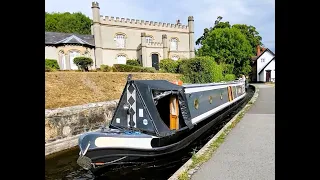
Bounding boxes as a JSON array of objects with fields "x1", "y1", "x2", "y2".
[{"x1": 45, "y1": 100, "x2": 118, "y2": 156}]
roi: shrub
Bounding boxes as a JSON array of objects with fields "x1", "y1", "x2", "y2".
[
  {"x1": 112, "y1": 64, "x2": 156, "y2": 73},
  {"x1": 224, "y1": 74, "x2": 236, "y2": 81},
  {"x1": 126, "y1": 59, "x2": 141, "y2": 66},
  {"x1": 100, "y1": 64, "x2": 112, "y2": 72},
  {"x1": 159, "y1": 59, "x2": 179, "y2": 73},
  {"x1": 45, "y1": 66, "x2": 54, "y2": 72},
  {"x1": 141, "y1": 67, "x2": 157, "y2": 73},
  {"x1": 179, "y1": 56, "x2": 224, "y2": 83},
  {"x1": 73, "y1": 57, "x2": 93, "y2": 72},
  {"x1": 45, "y1": 59, "x2": 60, "y2": 70}
]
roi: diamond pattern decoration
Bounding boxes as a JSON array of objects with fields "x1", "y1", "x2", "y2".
[
  {"x1": 128, "y1": 96, "x2": 135, "y2": 105},
  {"x1": 127, "y1": 82, "x2": 136, "y2": 128},
  {"x1": 128, "y1": 84, "x2": 135, "y2": 94},
  {"x1": 129, "y1": 108, "x2": 135, "y2": 115}
]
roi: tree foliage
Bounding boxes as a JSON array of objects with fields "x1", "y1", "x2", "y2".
[
  {"x1": 197, "y1": 27, "x2": 252, "y2": 76},
  {"x1": 45, "y1": 12, "x2": 92, "y2": 35},
  {"x1": 195, "y1": 16, "x2": 264, "y2": 76},
  {"x1": 196, "y1": 16, "x2": 263, "y2": 55},
  {"x1": 232, "y1": 24, "x2": 263, "y2": 55}
]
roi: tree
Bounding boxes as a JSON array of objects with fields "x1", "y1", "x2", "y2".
[
  {"x1": 232, "y1": 24, "x2": 263, "y2": 55},
  {"x1": 196, "y1": 16, "x2": 231, "y2": 46},
  {"x1": 197, "y1": 27, "x2": 252, "y2": 76},
  {"x1": 196, "y1": 16, "x2": 263, "y2": 56},
  {"x1": 45, "y1": 12, "x2": 92, "y2": 35}
]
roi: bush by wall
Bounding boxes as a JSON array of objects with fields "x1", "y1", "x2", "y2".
[
  {"x1": 100, "y1": 64, "x2": 112, "y2": 72},
  {"x1": 179, "y1": 56, "x2": 224, "y2": 83},
  {"x1": 112, "y1": 64, "x2": 156, "y2": 73},
  {"x1": 126, "y1": 59, "x2": 141, "y2": 67},
  {"x1": 45, "y1": 59, "x2": 60, "y2": 71},
  {"x1": 223, "y1": 74, "x2": 236, "y2": 81},
  {"x1": 73, "y1": 57, "x2": 93, "y2": 72},
  {"x1": 159, "y1": 59, "x2": 180, "y2": 73}
]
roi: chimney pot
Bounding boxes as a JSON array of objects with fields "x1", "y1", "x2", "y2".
[{"x1": 257, "y1": 45, "x2": 261, "y2": 56}]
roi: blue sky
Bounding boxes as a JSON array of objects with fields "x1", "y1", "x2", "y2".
[{"x1": 45, "y1": 0, "x2": 275, "y2": 53}]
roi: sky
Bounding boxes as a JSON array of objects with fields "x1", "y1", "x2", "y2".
[{"x1": 45, "y1": 0, "x2": 275, "y2": 53}]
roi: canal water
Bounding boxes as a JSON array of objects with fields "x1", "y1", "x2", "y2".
[{"x1": 45, "y1": 87, "x2": 254, "y2": 180}]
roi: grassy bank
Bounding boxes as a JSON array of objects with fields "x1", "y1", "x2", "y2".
[{"x1": 45, "y1": 72, "x2": 181, "y2": 109}]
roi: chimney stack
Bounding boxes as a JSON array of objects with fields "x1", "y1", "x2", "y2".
[{"x1": 257, "y1": 45, "x2": 261, "y2": 56}]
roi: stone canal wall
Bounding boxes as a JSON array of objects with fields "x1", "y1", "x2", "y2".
[{"x1": 45, "y1": 100, "x2": 119, "y2": 156}]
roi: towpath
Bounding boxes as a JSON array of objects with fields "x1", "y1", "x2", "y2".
[{"x1": 191, "y1": 84, "x2": 275, "y2": 180}]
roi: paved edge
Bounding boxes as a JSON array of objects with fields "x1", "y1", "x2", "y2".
[
  {"x1": 45, "y1": 128, "x2": 100, "y2": 156},
  {"x1": 168, "y1": 85, "x2": 260, "y2": 180}
]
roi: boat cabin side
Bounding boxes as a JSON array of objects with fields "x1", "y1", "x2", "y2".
[{"x1": 109, "y1": 76, "x2": 246, "y2": 137}]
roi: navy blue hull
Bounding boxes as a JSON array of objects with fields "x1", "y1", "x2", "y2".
[{"x1": 84, "y1": 93, "x2": 247, "y2": 176}]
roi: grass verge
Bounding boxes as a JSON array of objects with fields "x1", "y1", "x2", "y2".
[
  {"x1": 45, "y1": 72, "x2": 181, "y2": 109},
  {"x1": 176, "y1": 86, "x2": 259, "y2": 180}
]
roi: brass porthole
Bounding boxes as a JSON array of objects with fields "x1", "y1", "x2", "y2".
[
  {"x1": 209, "y1": 96, "x2": 213, "y2": 104},
  {"x1": 194, "y1": 99, "x2": 199, "y2": 110}
]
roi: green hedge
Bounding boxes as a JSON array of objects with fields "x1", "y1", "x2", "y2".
[
  {"x1": 45, "y1": 59, "x2": 60, "y2": 72},
  {"x1": 179, "y1": 56, "x2": 224, "y2": 83},
  {"x1": 112, "y1": 64, "x2": 156, "y2": 73},
  {"x1": 223, "y1": 74, "x2": 236, "y2": 81},
  {"x1": 159, "y1": 59, "x2": 180, "y2": 73},
  {"x1": 158, "y1": 57, "x2": 238, "y2": 84},
  {"x1": 73, "y1": 57, "x2": 93, "y2": 71},
  {"x1": 45, "y1": 59, "x2": 59, "y2": 69},
  {"x1": 100, "y1": 64, "x2": 112, "y2": 72},
  {"x1": 126, "y1": 59, "x2": 141, "y2": 66}
]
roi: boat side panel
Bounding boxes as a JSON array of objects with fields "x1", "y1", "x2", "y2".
[{"x1": 186, "y1": 87, "x2": 229, "y2": 119}]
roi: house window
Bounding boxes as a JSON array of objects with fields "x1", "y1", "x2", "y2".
[
  {"x1": 261, "y1": 58, "x2": 265, "y2": 62},
  {"x1": 115, "y1": 34, "x2": 126, "y2": 48},
  {"x1": 172, "y1": 55, "x2": 179, "y2": 61},
  {"x1": 117, "y1": 54, "x2": 126, "y2": 64},
  {"x1": 170, "y1": 38, "x2": 178, "y2": 51},
  {"x1": 69, "y1": 50, "x2": 81, "y2": 70},
  {"x1": 146, "y1": 36, "x2": 153, "y2": 43},
  {"x1": 58, "y1": 50, "x2": 66, "y2": 70}
]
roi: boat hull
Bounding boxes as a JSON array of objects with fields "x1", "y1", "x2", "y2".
[{"x1": 80, "y1": 93, "x2": 247, "y2": 175}]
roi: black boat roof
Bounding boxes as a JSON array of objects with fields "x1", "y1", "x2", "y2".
[
  {"x1": 133, "y1": 80, "x2": 184, "y2": 91},
  {"x1": 109, "y1": 78, "x2": 244, "y2": 137}
]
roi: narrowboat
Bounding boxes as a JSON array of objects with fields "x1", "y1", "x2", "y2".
[{"x1": 77, "y1": 74, "x2": 247, "y2": 175}]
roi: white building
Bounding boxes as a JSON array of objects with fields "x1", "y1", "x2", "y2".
[{"x1": 251, "y1": 47, "x2": 275, "y2": 82}]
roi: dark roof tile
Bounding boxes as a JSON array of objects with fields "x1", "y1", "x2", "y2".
[{"x1": 45, "y1": 32, "x2": 95, "y2": 47}]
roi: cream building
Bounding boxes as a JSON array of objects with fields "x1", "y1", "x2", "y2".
[
  {"x1": 91, "y1": 1, "x2": 195, "y2": 70},
  {"x1": 44, "y1": 1, "x2": 195, "y2": 70},
  {"x1": 45, "y1": 32, "x2": 96, "y2": 70}
]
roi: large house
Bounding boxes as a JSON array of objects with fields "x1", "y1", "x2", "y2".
[
  {"x1": 251, "y1": 46, "x2": 275, "y2": 82},
  {"x1": 45, "y1": 1, "x2": 195, "y2": 70}
]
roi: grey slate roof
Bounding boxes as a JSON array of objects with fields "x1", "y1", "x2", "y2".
[{"x1": 45, "y1": 32, "x2": 95, "y2": 47}]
